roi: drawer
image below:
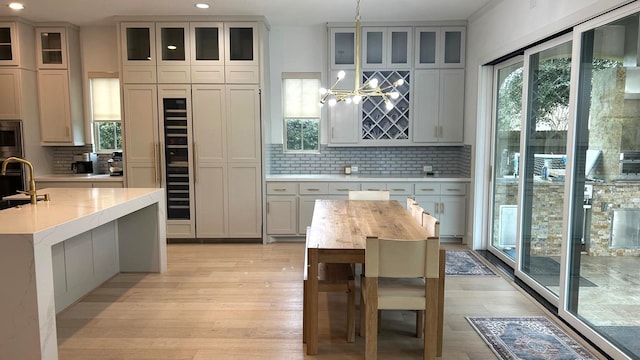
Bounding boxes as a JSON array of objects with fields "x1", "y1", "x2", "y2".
[
  {"x1": 328, "y1": 182, "x2": 360, "y2": 195},
  {"x1": 266, "y1": 182, "x2": 297, "y2": 195},
  {"x1": 386, "y1": 182, "x2": 412, "y2": 195},
  {"x1": 299, "y1": 182, "x2": 329, "y2": 195},
  {"x1": 360, "y1": 182, "x2": 386, "y2": 191},
  {"x1": 414, "y1": 183, "x2": 441, "y2": 195},
  {"x1": 441, "y1": 182, "x2": 467, "y2": 195}
]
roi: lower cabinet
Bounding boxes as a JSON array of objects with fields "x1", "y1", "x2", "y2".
[
  {"x1": 266, "y1": 179, "x2": 468, "y2": 239},
  {"x1": 36, "y1": 181, "x2": 124, "y2": 189}
]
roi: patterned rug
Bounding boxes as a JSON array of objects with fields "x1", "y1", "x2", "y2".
[
  {"x1": 467, "y1": 316, "x2": 599, "y2": 360},
  {"x1": 446, "y1": 250, "x2": 497, "y2": 276}
]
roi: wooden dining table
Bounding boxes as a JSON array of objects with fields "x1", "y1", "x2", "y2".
[{"x1": 304, "y1": 199, "x2": 436, "y2": 357}]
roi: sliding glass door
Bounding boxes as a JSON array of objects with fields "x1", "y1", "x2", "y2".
[{"x1": 489, "y1": 58, "x2": 524, "y2": 263}]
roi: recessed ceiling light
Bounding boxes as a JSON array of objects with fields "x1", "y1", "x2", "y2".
[
  {"x1": 195, "y1": 3, "x2": 210, "y2": 9},
  {"x1": 8, "y1": 2, "x2": 25, "y2": 10}
]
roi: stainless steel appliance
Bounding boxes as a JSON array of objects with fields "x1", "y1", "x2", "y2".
[
  {"x1": 619, "y1": 152, "x2": 640, "y2": 179},
  {"x1": 108, "y1": 151, "x2": 123, "y2": 176},
  {"x1": 0, "y1": 120, "x2": 25, "y2": 199},
  {"x1": 71, "y1": 152, "x2": 97, "y2": 174}
]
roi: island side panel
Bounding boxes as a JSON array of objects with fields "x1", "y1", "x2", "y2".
[
  {"x1": 118, "y1": 202, "x2": 167, "y2": 272},
  {"x1": 0, "y1": 235, "x2": 45, "y2": 360}
]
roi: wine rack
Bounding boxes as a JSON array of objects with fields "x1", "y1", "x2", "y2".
[
  {"x1": 361, "y1": 70, "x2": 410, "y2": 141},
  {"x1": 162, "y1": 98, "x2": 191, "y2": 220}
]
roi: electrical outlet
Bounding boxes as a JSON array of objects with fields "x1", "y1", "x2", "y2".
[
  {"x1": 351, "y1": 166, "x2": 359, "y2": 173},
  {"x1": 423, "y1": 165, "x2": 433, "y2": 172}
]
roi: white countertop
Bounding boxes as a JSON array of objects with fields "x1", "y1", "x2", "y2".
[
  {"x1": 35, "y1": 174, "x2": 124, "y2": 182},
  {"x1": 266, "y1": 174, "x2": 470, "y2": 182},
  {"x1": 0, "y1": 187, "x2": 161, "y2": 235}
]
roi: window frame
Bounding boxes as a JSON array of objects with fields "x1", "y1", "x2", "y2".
[
  {"x1": 88, "y1": 72, "x2": 122, "y2": 154},
  {"x1": 282, "y1": 72, "x2": 321, "y2": 153}
]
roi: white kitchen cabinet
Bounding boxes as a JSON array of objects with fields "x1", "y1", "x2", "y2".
[
  {"x1": 415, "y1": 26, "x2": 465, "y2": 69},
  {"x1": 224, "y1": 22, "x2": 259, "y2": 83},
  {"x1": 362, "y1": 27, "x2": 412, "y2": 69},
  {"x1": 330, "y1": 27, "x2": 356, "y2": 69},
  {"x1": 298, "y1": 182, "x2": 330, "y2": 234},
  {"x1": 267, "y1": 195, "x2": 297, "y2": 235},
  {"x1": 36, "y1": 181, "x2": 92, "y2": 189},
  {"x1": 0, "y1": 21, "x2": 36, "y2": 68},
  {"x1": 190, "y1": 22, "x2": 225, "y2": 83},
  {"x1": 123, "y1": 84, "x2": 160, "y2": 188},
  {"x1": 227, "y1": 85, "x2": 261, "y2": 161},
  {"x1": 156, "y1": 22, "x2": 190, "y2": 83},
  {"x1": 414, "y1": 182, "x2": 466, "y2": 237},
  {"x1": 0, "y1": 22, "x2": 19, "y2": 66},
  {"x1": 228, "y1": 164, "x2": 261, "y2": 237},
  {"x1": 36, "y1": 25, "x2": 84, "y2": 146},
  {"x1": 413, "y1": 69, "x2": 464, "y2": 143},
  {"x1": 120, "y1": 22, "x2": 157, "y2": 83},
  {"x1": 0, "y1": 69, "x2": 23, "y2": 119},
  {"x1": 328, "y1": 70, "x2": 360, "y2": 145}
]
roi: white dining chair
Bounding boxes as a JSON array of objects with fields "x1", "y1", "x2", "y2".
[{"x1": 348, "y1": 190, "x2": 390, "y2": 200}]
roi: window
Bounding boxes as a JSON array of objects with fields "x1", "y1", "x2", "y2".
[
  {"x1": 283, "y1": 73, "x2": 320, "y2": 152},
  {"x1": 89, "y1": 75, "x2": 121, "y2": 153}
]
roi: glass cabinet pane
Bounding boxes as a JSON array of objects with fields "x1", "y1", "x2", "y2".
[
  {"x1": 334, "y1": 32, "x2": 355, "y2": 65},
  {"x1": 194, "y1": 27, "x2": 220, "y2": 61},
  {"x1": 444, "y1": 31, "x2": 462, "y2": 64},
  {"x1": 418, "y1": 30, "x2": 437, "y2": 65},
  {"x1": 228, "y1": 27, "x2": 254, "y2": 61},
  {"x1": 366, "y1": 31, "x2": 383, "y2": 65},
  {"x1": 40, "y1": 32, "x2": 63, "y2": 65},
  {"x1": 126, "y1": 27, "x2": 151, "y2": 61},
  {"x1": 390, "y1": 31, "x2": 408, "y2": 64},
  {"x1": 0, "y1": 27, "x2": 13, "y2": 61},
  {"x1": 161, "y1": 27, "x2": 185, "y2": 61}
]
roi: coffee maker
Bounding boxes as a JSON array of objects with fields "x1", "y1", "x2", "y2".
[
  {"x1": 71, "y1": 153, "x2": 97, "y2": 174},
  {"x1": 108, "y1": 152, "x2": 123, "y2": 176}
]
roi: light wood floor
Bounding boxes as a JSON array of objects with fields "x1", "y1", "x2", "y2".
[{"x1": 56, "y1": 242, "x2": 604, "y2": 359}]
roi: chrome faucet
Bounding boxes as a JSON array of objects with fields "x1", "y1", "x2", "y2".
[{"x1": 1, "y1": 156, "x2": 37, "y2": 205}]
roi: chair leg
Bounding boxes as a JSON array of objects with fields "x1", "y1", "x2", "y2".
[
  {"x1": 364, "y1": 278, "x2": 378, "y2": 360},
  {"x1": 437, "y1": 248, "x2": 446, "y2": 357},
  {"x1": 303, "y1": 279, "x2": 307, "y2": 343},
  {"x1": 416, "y1": 310, "x2": 424, "y2": 338},
  {"x1": 347, "y1": 279, "x2": 356, "y2": 343}
]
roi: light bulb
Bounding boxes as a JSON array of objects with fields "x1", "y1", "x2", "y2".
[
  {"x1": 385, "y1": 101, "x2": 394, "y2": 110},
  {"x1": 8, "y1": 2, "x2": 24, "y2": 9},
  {"x1": 353, "y1": 95, "x2": 362, "y2": 104},
  {"x1": 389, "y1": 91, "x2": 400, "y2": 100},
  {"x1": 328, "y1": 98, "x2": 337, "y2": 106},
  {"x1": 319, "y1": 88, "x2": 327, "y2": 95},
  {"x1": 395, "y1": 79, "x2": 405, "y2": 86},
  {"x1": 337, "y1": 71, "x2": 346, "y2": 80},
  {"x1": 369, "y1": 78, "x2": 379, "y2": 88},
  {"x1": 345, "y1": 97, "x2": 352, "y2": 104}
]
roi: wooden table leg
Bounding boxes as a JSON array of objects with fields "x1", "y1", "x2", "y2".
[
  {"x1": 307, "y1": 248, "x2": 319, "y2": 355},
  {"x1": 364, "y1": 277, "x2": 378, "y2": 360}
]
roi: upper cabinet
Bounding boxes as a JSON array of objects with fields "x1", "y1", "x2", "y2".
[
  {"x1": 0, "y1": 21, "x2": 35, "y2": 69},
  {"x1": 190, "y1": 22, "x2": 224, "y2": 83},
  {"x1": 35, "y1": 27, "x2": 67, "y2": 69},
  {"x1": 330, "y1": 27, "x2": 356, "y2": 69},
  {"x1": 362, "y1": 27, "x2": 412, "y2": 69},
  {"x1": 120, "y1": 22, "x2": 157, "y2": 83},
  {"x1": 224, "y1": 23, "x2": 259, "y2": 84},
  {"x1": 415, "y1": 26, "x2": 465, "y2": 68},
  {"x1": 155, "y1": 22, "x2": 190, "y2": 83}
]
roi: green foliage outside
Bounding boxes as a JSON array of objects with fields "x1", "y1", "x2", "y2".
[
  {"x1": 285, "y1": 118, "x2": 319, "y2": 151},
  {"x1": 97, "y1": 122, "x2": 122, "y2": 152}
]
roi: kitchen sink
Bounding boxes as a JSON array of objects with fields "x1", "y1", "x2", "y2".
[{"x1": 0, "y1": 198, "x2": 42, "y2": 210}]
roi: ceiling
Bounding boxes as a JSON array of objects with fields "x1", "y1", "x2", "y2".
[{"x1": 0, "y1": 0, "x2": 494, "y2": 27}]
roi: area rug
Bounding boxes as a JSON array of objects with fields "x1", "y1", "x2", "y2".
[
  {"x1": 467, "y1": 316, "x2": 599, "y2": 360},
  {"x1": 446, "y1": 250, "x2": 497, "y2": 276}
]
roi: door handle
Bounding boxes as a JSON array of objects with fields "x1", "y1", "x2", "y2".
[{"x1": 193, "y1": 142, "x2": 198, "y2": 183}]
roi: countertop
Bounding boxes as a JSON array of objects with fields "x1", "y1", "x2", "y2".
[
  {"x1": 36, "y1": 174, "x2": 124, "y2": 182},
  {"x1": 266, "y1": 174, "x2": 471, "y2": 182},
  {"x1": 0, "y1": 187, "x2": 161, "y2": 235}
]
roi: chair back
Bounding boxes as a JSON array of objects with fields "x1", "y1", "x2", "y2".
[
  {"x1": 422, "y1": 212, "x2": 440, "y2": 238},
  {"x1": 412, "y1": 205, "x2": 425, "y2": 226},
  {"x1": 348, "y1": 190, "x2": 390, "y2": 200},
  {"x1": 365, "y1": 237, "x2": 440, "y2": 280},
  {"x1": 406, "y1": 196, "x2": 417, "y2": 213}
]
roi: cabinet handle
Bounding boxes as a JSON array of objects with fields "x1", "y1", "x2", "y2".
[
  {"x1": 306, "y1": 188, "x2": 320, "y2": 191},
  {"x1": 336, "y1": 188, "x2": 349, "y2": 191},
  {"x1": 193, "y1": 142, "x2": 198, "y2": 183},
  {"x1": 392, "y1": 188, "x2": 405, "y2": 191},
  {"x1": 66, "y1": 126, "x2": 70, "y2": 137},
  {"x1": 446, "y1": 188, "x2": 460, "y2": 192},
  {"x1": 156, "y1": 142, "x2": 162, "y2": 186},
  {"x1": 152, "y1": 142, "x2": 158, "y2": 185},
  {"x1": 440, "y1": 202, "x2": 445, "y2": 213},
  {"x1": 273, "y1": 188, "x2": 287, "y2": 192},
  {"x1": 420, "y1": 188, "x2": 435, "y2": 192},
  {"x1": 267, "y1": 202, "x2": 269, "y2": 214}
]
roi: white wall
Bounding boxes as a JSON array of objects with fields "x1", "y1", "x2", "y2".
[
  {"x1": 79, "y1": 26, "x2": 119, "y2": 142},
  {"x1": 268, "y1": 24, "x2": 327, "y2": 144}
]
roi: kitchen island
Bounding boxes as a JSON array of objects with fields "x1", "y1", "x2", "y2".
[{"x1": 0, "y1": 187, "x2": 166, "y2": 360}]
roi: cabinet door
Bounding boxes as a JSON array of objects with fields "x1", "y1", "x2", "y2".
[
  {"x1": 195, "y1": 164, "x2": 227, "y2": 237},
  {"x1": 440, "y1": 27, "x2": 465, "y2": 68},
  {"x1": 439, "y1": 69, "x2": 464, "y2": 142},
  {"x1": 123, "y1": 85, "x2": 159, "y2": 188},
  {"x1": 38, "y1": 70, "x2": 72, "y2": 144},
  {"x1": 328, "y1": 70, "x2": 359, "y2": 144},
  {"x1": 224, "y1": 22, "x2": 258, "y2": 66},
  {"x1": 156, "y1": 22, "x2": 189, "y2": 65},
  {"x1": 299, "y1": 195, "x2": 321, "y2": 234},
  {"x1": 190, "y1": 22, "x2": 224, "y2": 66},
  {"x1": 363, "y1": 27, "x2": 386, "y2": 68},
  {"x1": 228, "y1": 163, "x2": 261, "y2": 238},
  {"x1": 415, "y1": 27, "x2": 438, "y2": 68},
  {"x1": 0, "y1": 22, "x2": 18, "y2": 66},
  {"x1": 440, "y1": 195, "x2": 466, "y2": 236},
  {"x1": 330, "y1": 27, "x2": 355, "y2": 69},
  {"x1": 0, "y1": 69, "x2": 22, "y2": 119},
  {"x1": 226, "y1": 85, "x2": 260, "y2": 162},
  {"x1": 120, "y1": 22, "x2": 156, "y2": 66},
  {"x1": 412, "y1": 70, "x2": 439, "y2": 142},
  {"x1": 36, "y1": 27, "x2": 67, "y2": 69},
  {"x1": 387, "y1": 27, "x2": 412, "y2": 68},
  {"x1": 414, "y1": 195, "x2": 439, "y2": 217},
  {"x1": 267, "y1": 195, "x2": 297, "y2": 235}
]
